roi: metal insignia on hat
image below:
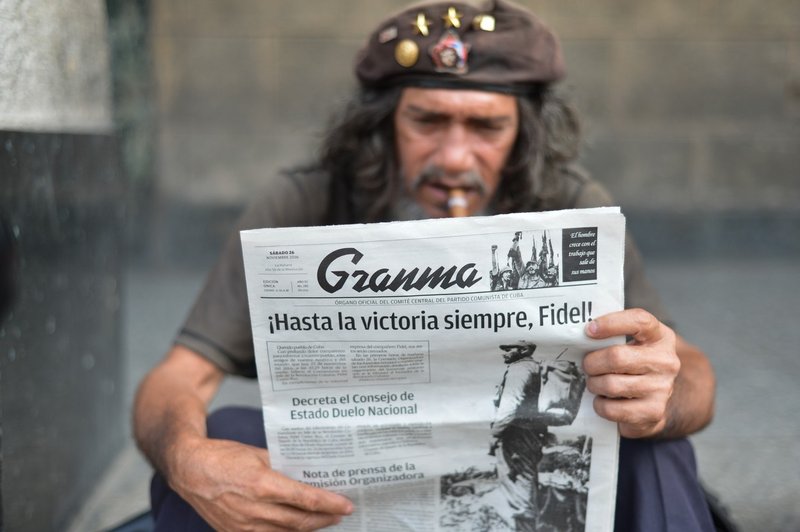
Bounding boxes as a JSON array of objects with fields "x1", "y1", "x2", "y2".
[
  {"x1": 395, "y1": 39, "x2": 420, "y2": 68},
  {"x1": 379, "y1": 26, "x2": 398, "y2": 43},
  {"x1": 412, "y1": 13, "x2": 431, "y2": 36},
  {"x1": 473, "y1": 14, "x2": 495, "y2": 32},
  {"x1": 429, "y1": 29, "x2": 470, "y2": 73},
  {"x1": 442, "y1": 6, "x2": 463, "y2": 28}
]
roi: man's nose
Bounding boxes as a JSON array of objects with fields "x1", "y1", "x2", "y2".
[{"x1": 434, "y1": 125, "x2": 475, "y2": 177}]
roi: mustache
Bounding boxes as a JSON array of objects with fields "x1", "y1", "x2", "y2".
[{"x1": 410, "y1": 166, "x2": 488, "y2": 196}]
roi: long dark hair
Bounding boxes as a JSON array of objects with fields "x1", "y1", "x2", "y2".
[{"x1": 312, "y1": 85, "x2": 582, "y2": 223}]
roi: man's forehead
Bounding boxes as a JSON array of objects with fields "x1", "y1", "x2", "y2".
[{"x1": 397, "y1": 87, "x2": 517, "y2": 117}]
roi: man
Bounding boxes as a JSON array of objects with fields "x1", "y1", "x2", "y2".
[
  {"x1": 518, "y1": 261, "x2": 545, "y2": 289},
  {"x1": 490, "y1": 244, "x2": 516, "y2": 291},
  {"x1": 134, "y1": 1, "x2": 717, "y2": 530},
  {"x1": 489, "y1": 343, "x2": 547, "y2": 530},
  {"x1": 490, "y1": 343, "x2": 586, "y2": 531}
]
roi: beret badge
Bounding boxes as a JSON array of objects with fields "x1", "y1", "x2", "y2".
[
  {"x1": 395, "y1": 39, "x2": 420, "y2": 68},
  {"x1": 430, "y1": 29, "x2": 470, "y2": 73}
]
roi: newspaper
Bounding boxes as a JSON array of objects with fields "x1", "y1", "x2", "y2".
[{"x1": 241, "y1": 208, "x2": 625, "y2": 532}]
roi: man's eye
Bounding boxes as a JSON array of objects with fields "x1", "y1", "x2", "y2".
[
  {"x1": 474, "y1": 121, "x2": 504, "y2": 132},
  {"x1": 413, "y1": 115, "x2": 444, "y2": 125}
]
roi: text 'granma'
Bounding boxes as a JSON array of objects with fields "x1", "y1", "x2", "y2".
[{"x1": 316, "y1": 247, "x2": 482, "y2": 294}]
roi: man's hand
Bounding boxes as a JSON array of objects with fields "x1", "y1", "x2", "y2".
[
  {"x1": 170, "y1": 437, "x2": 353, "y2": 532},
  {"x1": 583, "y1": 308, "x2": 715, "y2": 439},
  {"x1": 134, "y1": 346, "x2": 353, "y2": 531}
]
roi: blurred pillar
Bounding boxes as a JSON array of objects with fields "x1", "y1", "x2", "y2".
[
  {"x1": 106, "y1": 0, "x2": 156, "y2": 265},
  {"x1": 0, "y1": 1, "x2": 125, "y2": 529}
]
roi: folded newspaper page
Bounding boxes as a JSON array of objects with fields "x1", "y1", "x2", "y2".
[{"x1": 241, "y1": 208, "x2": 625, "y2": 532}]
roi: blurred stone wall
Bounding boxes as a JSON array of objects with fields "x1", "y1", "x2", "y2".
[
  {"x1": 0, "y1": 0, "x2": 125, "y2": 529},
  {"x1": 533, "y1": 1, "x2": 800, "y2": 210},
  {"x1": 149, "y1": 0, "x2": 799, "y2": 262}
]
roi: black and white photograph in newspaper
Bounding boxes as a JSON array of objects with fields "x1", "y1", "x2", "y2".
[
  {"x1": 439, "y1": 343, "x2": 591, "y2": 531},
  {"x1": 490, "y1": 230, "x2": 561, "y2": 291}
]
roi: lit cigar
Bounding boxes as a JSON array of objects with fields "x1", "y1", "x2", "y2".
[{"x1": 447, "y1": 188, "x2": 469, "y2": 217}]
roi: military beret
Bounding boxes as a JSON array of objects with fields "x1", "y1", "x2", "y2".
[{"x1": 355, "y1": 0, "x2": 565, "y2": 95}]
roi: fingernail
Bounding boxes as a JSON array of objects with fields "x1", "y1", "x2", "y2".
[{"x1": 586, "y1": 321, "x2": 598, "y2": 336}]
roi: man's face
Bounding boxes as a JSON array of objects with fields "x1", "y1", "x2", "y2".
[{"x1": 393, "y1": 87, "x2": 519, "y2": 218}]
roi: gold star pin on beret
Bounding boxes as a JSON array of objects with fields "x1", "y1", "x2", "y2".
[
  {"x1": 413, "y1": 13, "x2": 431, "y2": 36},
  {"x1": 443, "y1": 6, "x2": 463, "y2": 29}
]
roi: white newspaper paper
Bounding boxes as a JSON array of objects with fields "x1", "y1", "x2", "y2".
[{"x1": 241, "y1": 208, "x2": 625, "y2": 531}]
